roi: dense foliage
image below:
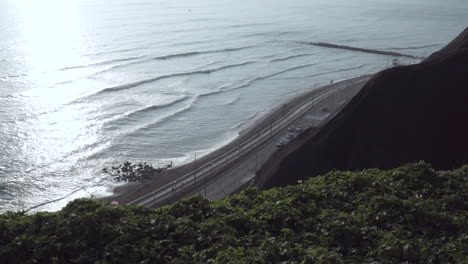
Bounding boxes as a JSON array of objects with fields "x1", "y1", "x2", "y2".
[{"x1": 1, "y1": 162, "x2": 467, "y2": 263}]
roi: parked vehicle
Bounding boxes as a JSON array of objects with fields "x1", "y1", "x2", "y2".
[{"x1": 276, "y1": 140, "x2": 285, "y2": 147}]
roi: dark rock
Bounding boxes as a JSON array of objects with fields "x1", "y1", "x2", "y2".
[{"x1": 104, "y1": 161, "x2": 171, "y2": 183}]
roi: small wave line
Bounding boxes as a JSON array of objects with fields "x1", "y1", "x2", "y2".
[
  {"x1": 152, "y1": 46, "x2": 255, "y2": 60},
  {"x1": 93, "y1": 61, "x2": 256, "y2": 96}
]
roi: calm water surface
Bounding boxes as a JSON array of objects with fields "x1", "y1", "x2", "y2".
[{"x1": 0, "y1": 0, "x2": 467, "y2": 212}]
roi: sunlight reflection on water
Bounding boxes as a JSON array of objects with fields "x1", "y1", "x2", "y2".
[{"x1": 1, "y1": 0, "x2": 467, "y2": 212}]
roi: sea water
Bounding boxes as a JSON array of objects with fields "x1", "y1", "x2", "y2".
[{"x1": 0, "y1": 0, "x2": 467, "y2": 212}]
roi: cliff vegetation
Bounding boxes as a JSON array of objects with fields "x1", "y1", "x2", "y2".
[{"x1": 1, "y1": 162, "x2": 467, "y2": 263}]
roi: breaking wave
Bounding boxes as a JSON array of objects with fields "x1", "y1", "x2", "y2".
[
  {"x1": 302, "y1": 65, "x2": 365, "y2": 79},
  {"x1": 152, "y1": 46, "x2": 255, "y2": 60},
  {"x1": 58, "y1": 56, "x2": 146, "y2": 71},
  {"x1": 226, "y1": 63, "x2": 318, "y2": 91},
  {"x1": 124, "y1": 99, "x2": 196, "y2": 136},
  {"x1": 121, "y1": 96, "x2": 190, "y2": 121},
  {"x1": 270, "y1": 53, "x2": 314, "y2": 62},
  {"x1": 90, "y1": 61, "x2": 255, "y2": 96}
]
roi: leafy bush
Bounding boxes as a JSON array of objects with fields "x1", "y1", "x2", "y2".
[{"x1": 0, "y1": 162, "x2": 466, "y2": 263}]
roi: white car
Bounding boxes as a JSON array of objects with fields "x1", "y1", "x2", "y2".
[{"x1": 276, "y1": 141, "x2": 285, "y2": 147}]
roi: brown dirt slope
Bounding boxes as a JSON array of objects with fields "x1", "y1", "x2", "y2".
[{"x1": 260, "y1": 27, "x2": 468, "y2": 188}]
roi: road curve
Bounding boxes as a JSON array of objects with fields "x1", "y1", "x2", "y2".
[{"x1": 128, "y1": 74, "x2": 372, "y2": 207}]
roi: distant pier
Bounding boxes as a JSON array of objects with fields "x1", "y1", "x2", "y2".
[{"x1": 301, "y1": 42, "x2": 420, "y2": 59}]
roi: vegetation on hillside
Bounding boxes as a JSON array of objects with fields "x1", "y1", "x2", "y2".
[{"x1": 0, "y1": 162, "x2": 467, "y2": 263}]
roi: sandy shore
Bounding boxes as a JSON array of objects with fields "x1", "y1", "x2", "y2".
[{"x1": 101, "y1": 75, "x2": 367, "y2": 205}]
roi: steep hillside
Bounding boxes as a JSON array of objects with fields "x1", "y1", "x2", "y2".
[
  {"x1": 425, "y1": 27, "x2": 468, "y2": 62},
  {"x1": 259, "y1": 28, "x2": 468, "y2": 188}
]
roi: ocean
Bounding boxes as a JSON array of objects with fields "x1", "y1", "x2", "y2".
[{"x1": 1, "y1": 0, "x2": 467, "y2": 212}]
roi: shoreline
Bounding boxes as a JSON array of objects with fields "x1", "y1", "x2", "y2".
[{"x1": 101, "y1": 75, "x2": 368, "y2": 205}]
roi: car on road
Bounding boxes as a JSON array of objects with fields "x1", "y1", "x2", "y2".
[
  {"x1": 295, "y1": 126, "x2": 303, "y2": 132},
  {"x1": 288, "y1": 125, "x2": 295, "y2": 131},
  {"x1": 276, "y1": 140, "x2": 285, "y2": 147}
]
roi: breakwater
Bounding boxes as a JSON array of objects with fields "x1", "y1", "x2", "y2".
[{"x1": 301, "y1": 42, "x2": 420, "y2": 59}]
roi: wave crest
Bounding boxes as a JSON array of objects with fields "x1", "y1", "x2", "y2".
[
  {"x1": 270, "y1": 53, "x2": 314, "y2": 62},
  {"x1": 90, "y1": 61, "x2": 256, "y2": 97},
  {"x1": 152, "y1": 46, "x2": 255, "y2": 60}
]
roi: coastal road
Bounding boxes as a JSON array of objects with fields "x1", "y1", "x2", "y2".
[{"x1": 128, "y1": 74, "x2": 372, "y2": 207}]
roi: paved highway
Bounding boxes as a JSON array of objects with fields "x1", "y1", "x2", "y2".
[{"x1": 128, "y1": 74, "x2": 372, "y2": 207}]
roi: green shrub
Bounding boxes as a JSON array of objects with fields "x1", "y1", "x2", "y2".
[{"x1": 0, "y1": 162, "x2": 466, "y2": 263}]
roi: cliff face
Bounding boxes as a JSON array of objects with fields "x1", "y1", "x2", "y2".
[
  {"x1": 425, "y1": 27, "x2": 468, "y2": 62},
  {"x1": 262, "y1": 28, "x2": 468, "y2": 188}
]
